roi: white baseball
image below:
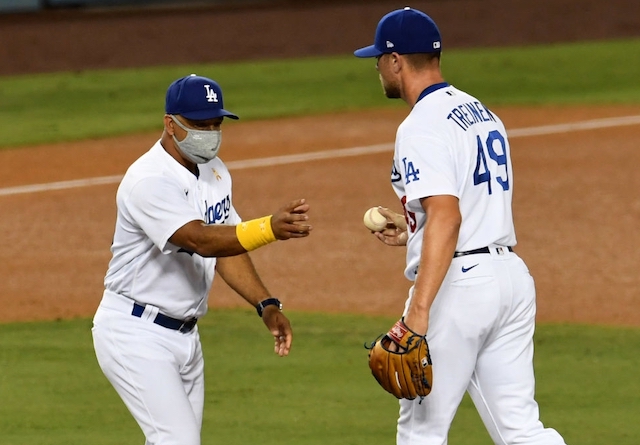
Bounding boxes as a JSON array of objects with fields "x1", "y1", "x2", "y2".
[{"x1": 363, "y1": 207, "x2": 388, "y2": 232}]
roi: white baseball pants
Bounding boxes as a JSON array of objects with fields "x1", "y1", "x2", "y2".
[
  {"x1": 398, "y1": 248, "x2": 567, "y2": 445},
  {"x1": 92, "y1": 292, "x2": 205, "y2": 445}
]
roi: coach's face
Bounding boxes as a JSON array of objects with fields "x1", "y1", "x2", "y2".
[{"x1": 376, "y1": 53, "x2": 401, "y2": 99}]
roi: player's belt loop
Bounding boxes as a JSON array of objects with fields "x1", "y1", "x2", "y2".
[
  {"x1": 131, "y1": 303, "x2": 198, "y2": 333},
  {"x1": 453, "y1": 246, "x2": 513, "y2": 258}
]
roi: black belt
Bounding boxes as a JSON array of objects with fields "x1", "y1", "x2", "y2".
[
  {"x1": 453, "y1": 246, "x2": 513, "y2": 258},
  {"x1": 132, "y1": 303, "x2": 197, "y2": 333}
]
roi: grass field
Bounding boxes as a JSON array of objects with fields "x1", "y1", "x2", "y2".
[
  {"x1": 0, "y1": 311, "x2": 639, "y2": 445},
  {"x1": 0, "y1": 38, "x2": 639, "y2": 148}
]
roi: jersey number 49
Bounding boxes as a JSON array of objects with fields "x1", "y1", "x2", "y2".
[{"x1": 473, "y1": 130, "x2": 510, "y2": 195}]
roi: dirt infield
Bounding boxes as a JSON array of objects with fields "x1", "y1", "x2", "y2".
[{"x1": 1, "y1": 1, "x2": 639, "y2": 326}]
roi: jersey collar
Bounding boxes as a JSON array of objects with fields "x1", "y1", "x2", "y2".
[{"x1": 416, "y1": 82, "x2": 450, "y2": 104}]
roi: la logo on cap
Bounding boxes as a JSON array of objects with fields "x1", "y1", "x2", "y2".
[
  {"x1": 386, "y1": 40, "x2": 394, "y2": 48},
  {"x1": 204, "y1": 85, "x2": 218, "y2": 103}
]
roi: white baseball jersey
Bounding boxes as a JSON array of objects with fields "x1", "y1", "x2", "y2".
[
  {"x1": 391, "y1": 83, "x2": 516, "y2": 280},
  {"x1": 104, "y1": 140, "x2": 241, "y2": 319}
]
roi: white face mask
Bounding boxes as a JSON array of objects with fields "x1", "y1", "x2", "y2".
[{"x1": 170, "y1": 115, "x2": 222, "y2": 164}]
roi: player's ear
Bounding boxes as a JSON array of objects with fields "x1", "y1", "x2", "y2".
[
  {"x1": 391, "y1": 52, "x2": 403, "y2": 74},
  {"x1": 164, "y1": 114, "x2": 175, "y2": 135}
]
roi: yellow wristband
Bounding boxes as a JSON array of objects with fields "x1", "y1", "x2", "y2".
[{"x1": 236, "y1": 216, "x2": 277, "y2": 251}]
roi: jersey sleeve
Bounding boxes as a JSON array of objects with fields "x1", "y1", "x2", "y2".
[
  {"x1": 398, "y1": 134, "x2": 458, "y2": 212},
  {"x1": 126, "y1": 176, "x2": 202, "y2": 254}
]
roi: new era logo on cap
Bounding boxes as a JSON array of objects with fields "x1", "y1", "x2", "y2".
[
  {"x1": 354, "y1": 7, "x2": 442, "y2": 58},
  {"x1": 165, "y1": 74, "x2": 239, "y2": 121}
]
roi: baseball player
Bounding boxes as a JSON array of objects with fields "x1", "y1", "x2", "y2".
[
  {"x1": 354, "y1": 8, "x2": 568, "y2": 445},
  {"x1": 91, "y1": 74, "x2": 312, "y2": 445}
]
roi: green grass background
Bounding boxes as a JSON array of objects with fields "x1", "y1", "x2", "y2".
[
  {"x1": 1, "y1": 311, "x2": 639, "y2": 445},
  {"x1": 1, "y1": 38, "x2": 640, "y2": 148},
  {"x1": 1, "y1": 38, "x2": 640, "y2": 443}
]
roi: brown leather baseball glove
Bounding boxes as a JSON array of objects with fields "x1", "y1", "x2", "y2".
[{"x1": 366, "y1": 318, "x2": 433, "y2": 400}]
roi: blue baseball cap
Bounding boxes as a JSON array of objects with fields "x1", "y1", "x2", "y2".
[
  {"x1": 165, "y1": 74, "x2": 239, "y2": 121},
  {"x1": 354, "y1": 7, "x2": 442, "y2": 58}
]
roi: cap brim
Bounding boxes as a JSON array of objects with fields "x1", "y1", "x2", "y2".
[
  {"x1": 180, "y1": 109, "x2": 239, "y2": 120},
  {"x1": 354, "y1": 45, "x2": 383, "y2": 58},
  {"x1": 219, "y1": 110, "x2": 239, "y2": 120}
]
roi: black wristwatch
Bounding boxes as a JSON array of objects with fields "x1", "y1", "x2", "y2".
[{"x1": 255, "y1": 298, "x2": 283, "y2": 317}]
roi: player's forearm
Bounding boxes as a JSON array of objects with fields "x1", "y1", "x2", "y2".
[
  {"x1": 405, "y1": 199, "x2": 460, "y2": 334},
  {"x1": 171, "y1": 200, "x2": 311, "y2": 258},
  {"x1": 416, "y1": 225, "x2": 458, "y2": 304},
  {"x1": 169, "y1": 220, "x2": 250, "y2": 257},
  {"x1": 215, "y1": 254, "x2": 271, "y2": 306},
  {"x1": 407, "y1": 230, "x2": 457, "y2": 332}
]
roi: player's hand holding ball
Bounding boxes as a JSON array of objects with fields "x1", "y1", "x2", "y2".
[
  {"x1": 363, "y1": 206, "x2": 408, "y2": 246},
  {"x1": 363, "y1": 206, "x2": 388, "y2": 232}
]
